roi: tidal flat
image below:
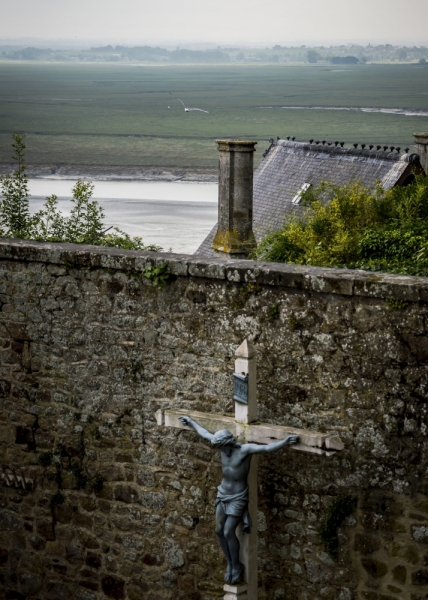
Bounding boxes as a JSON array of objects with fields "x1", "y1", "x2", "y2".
[{"x1": 0, "y1": 62, "x2": 427, "y2": 172}]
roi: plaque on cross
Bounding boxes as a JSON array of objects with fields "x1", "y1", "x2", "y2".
[{"x1": 156, "y1": 340, "x2": 344, "y2": 600}]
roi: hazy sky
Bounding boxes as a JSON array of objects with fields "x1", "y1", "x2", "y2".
[{"x1": 1, "y1": 0, "x2": 427, "y2": 46}]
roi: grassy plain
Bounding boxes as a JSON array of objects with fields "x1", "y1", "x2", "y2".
[{"x1": 0, "y1": 62, "x2": 427, "y2": 169}]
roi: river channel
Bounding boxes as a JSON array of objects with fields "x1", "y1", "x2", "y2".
[{"x1": 27, "y1": 179, "x2": 218, "y2": 254}]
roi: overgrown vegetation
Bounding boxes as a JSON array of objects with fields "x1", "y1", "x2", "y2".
[
  {"x1": 0, "y1": 134, "x2": 162, "y2": 251},
  {"x1": 252, "y1": 176, "x2": 428, "y2": 276},
  {"x1": 319, "y1": 495, "x2": 355, "y2": 558},
  {"x1": 143, "y1": 263, "x2": 170, "y2": 288}
]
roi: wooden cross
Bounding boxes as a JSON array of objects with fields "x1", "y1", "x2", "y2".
[{"x1": 156, "y1": 340, "x2": 344, "y2": 600}]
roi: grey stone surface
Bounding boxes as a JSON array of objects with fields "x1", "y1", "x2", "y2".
[{"x1": 0, "y1": 239, "x2": 428, "y2": 599}]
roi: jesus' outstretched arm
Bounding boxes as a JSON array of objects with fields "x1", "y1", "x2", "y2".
[
  {"x1": 242, "y1": 435, "x2": 299, "y2": 455},
  {"x1": 178, "y1": 415, "x2": 215, "y2": 443}
]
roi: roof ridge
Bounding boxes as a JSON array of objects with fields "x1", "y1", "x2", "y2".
[{"x1": 275, "y1": 139, "x2": 419, "y2": 163}]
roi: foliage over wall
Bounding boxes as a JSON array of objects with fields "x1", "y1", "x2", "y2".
[
  {"x1": 252, "y1": 176, "x2": 428, "y2": 276},
  {"x1": 0, "y1": 134, "x2": 162, "y2": 251}
]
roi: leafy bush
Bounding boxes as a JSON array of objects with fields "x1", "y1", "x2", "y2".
[
  {"x1": 143, "y1": 263, "x2": 170, "y2": 288},
  {"x1": 252, "y1": 176, "x2": 428, "y2": 276},
  {"x1": 0, "y1": 134, "x2": 162, "y2": 252}
]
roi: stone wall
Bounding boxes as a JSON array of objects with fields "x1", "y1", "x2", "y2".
[{"x1": 1, "y1": 238, "x2": 428, "y2": 600}]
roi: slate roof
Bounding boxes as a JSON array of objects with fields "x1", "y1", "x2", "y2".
[{"x1": 195, "y1": 139, "x2": 420, "y2": 258}]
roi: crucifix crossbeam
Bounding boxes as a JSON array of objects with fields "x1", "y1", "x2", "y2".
[
  {"x1": 156, "y1": 408, "x2": 344, "y2": 456},
  {"x1": 156, "y1": 340, "x2": 344, "y2": 600}
]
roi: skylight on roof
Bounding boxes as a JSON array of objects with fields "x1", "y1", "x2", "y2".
[{"x1": 291, "y1": 183, "x2": 311, "y2": 205}]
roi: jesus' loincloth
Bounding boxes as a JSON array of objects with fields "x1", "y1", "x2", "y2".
[{"x1": 216, "y1": 486, "x2": 252, "y2": 533}]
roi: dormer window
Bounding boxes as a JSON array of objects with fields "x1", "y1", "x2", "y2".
[{"x1": 292, "y1": 182, "x2": 311, "y2": 205}]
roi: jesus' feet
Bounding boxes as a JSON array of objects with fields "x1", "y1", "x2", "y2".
[
  {"x1": 224, "y1": 563, "x2": 232, "y2": 583},
  {"x1": 231, "y1": 562, "x2": 245, "y2": 584}
]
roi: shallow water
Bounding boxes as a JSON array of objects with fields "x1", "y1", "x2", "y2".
[
  {"x1": 256, "y1": 106, "x2": 428, "y2": 117},
  {"x1": 27, "y1": 179, "x2": 218, "y2": 254}
]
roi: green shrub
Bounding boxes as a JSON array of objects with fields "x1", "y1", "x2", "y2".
[
  {"x1": 252, "y1": 176, "x2": 428, "y2": 276},
  {"x1": 0, "y1": 134, "x2": 162, "y2": 252},
  {"x1": 0, "y1": 134, "x2": 31, "y2": 236},
  {"x1": 143, "y1": 263, "x2": 170, "y2": 288}
]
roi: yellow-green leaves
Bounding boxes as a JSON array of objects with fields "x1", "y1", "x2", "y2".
[{"x1": 253, "y1": 176, "x2": 428, "y2": 276}]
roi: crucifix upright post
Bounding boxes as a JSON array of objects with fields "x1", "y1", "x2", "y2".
[
  {"x1": 156, "y1": 340, "x2": 344, "y2": 600},
  {"x1": 233, "y1": 340, "x2": 258, "y2": 600}
]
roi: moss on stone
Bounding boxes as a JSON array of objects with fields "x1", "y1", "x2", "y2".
[
  {"x1": 319, "y1": 496, "x2": 355, "y2": 558},
  {"x1": 267, "y1": 303, "x2": 280, "y2": 322},
  {"x1": 385, "y1": 298, "x2": 409, "y2": 311}
]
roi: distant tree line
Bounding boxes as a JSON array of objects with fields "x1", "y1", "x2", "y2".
[
  {"x1": 90, "y1": 45, "x2": 230, "y2": 63},
  {"x1": 0, "y1": 45, "x2": 230, "y2": 63},
  {"x1": 307, "y1": 50, "x2": 359, "y2": 64},
  {"x1": 2, "y1": 47, "x2": 54, "y2": 60},
  {"x1": 1, "y1": 43, "x2": 427, "y2": 64},
  {"x1": 306, "y1": 45, "x2": 428, "y2": 64}
]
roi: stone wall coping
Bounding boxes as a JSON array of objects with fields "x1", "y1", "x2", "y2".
[{"x1": 1, "y1": 237, "x2": 428, "y2": 301}]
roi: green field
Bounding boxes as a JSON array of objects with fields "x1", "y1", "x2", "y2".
[{"x1": 0, "y1": 62, "x2": 427, "y2": 169}]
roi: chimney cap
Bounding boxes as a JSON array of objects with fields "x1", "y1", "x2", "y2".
[
  {"x1": 216, "y1": 139, "x2": 257, "y2": 144},
  {"x1": 216, "y1": 139, "x2": 257, "y2": 152}
]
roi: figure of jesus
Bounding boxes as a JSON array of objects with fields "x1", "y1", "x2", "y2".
[{"x1": 178, "y1": 416, "x2": 298, "y2": 585}]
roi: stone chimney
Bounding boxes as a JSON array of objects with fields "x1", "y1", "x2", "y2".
[
  {"x1": 211, "y1": 140, "x2": 257, "y2": 258},
  {"x1": 414, "y1": 133, "x2": 428, "y2": 174}
]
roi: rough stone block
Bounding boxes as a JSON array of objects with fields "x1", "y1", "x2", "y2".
[
  {"x1": 387, "y1": 584, "x2": 402, "y2": 593},
  {"x1": 303, "y1": 270, "x2": 354, "y2": 296},
  {"x1": 114, "y1": 485, "x2": 139, "y2": 504},
  {"x1": 361, "y1": 558, "x2": 388, "y2": 578},
  {"x1": 392, "y1": 564, "x2": 406, "y2": 584},
  {"x1": 45, "y1": 582, "x2": 71, "y2": 599},
  {"x1": 305, "y1": 559, "x2": 332, "y2": 583},
  {"x1": 412, "y1": 525, "x2": 428, "y2": 543},
  {"x1": 18, "y1": 572, "x2": 42, "y2": 595},
  {"x1": 101, "y1": 575, "x2": 125, "y2": 599},
  {"x1": 386, "y1": 540, "x2": 420, "y2": 565},
  {"x1": 188, "y1": 259, "x2": 226, "y2": 280},
  {"x1": 127, "y1": 582, "x2": 149, "y2": 600},
  {"x1": 0, "y1": 548, "x2": 8, "y2": 566},
  {"x1": 412, "y1": 569, "x2": 428, "y2": 585},
  {"x1": 140, "y1": 491, "x2": 165, "y2": 510}
]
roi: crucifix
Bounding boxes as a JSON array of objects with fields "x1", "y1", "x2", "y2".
[{"x1": 156, "y1": 340, "x2": 344, "y2": 600}]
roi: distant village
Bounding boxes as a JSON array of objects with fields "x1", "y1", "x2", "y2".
[{"x1": 1, "y1": 42, "x2": 427, "y2": 64}]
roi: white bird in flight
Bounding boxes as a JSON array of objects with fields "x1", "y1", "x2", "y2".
[{"x1": 169, "y1": 92, "x2": 209, "y2": 113}]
